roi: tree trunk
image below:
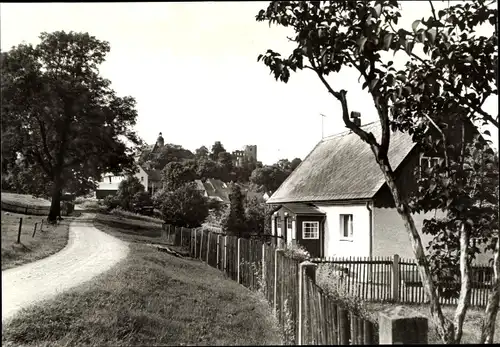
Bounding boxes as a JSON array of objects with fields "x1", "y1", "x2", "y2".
[
  {"x1": 453, "y1": 223, "x2": 472, "y2": 343},
  {"x1": 48, "y1": 175, "x2": 63, "y2": 223},
  {"x1": 481, "y1": 235, "x2": 500, "y2": 343},
  {"x1": 376, "y1": 157, "x2": 454, "y2": 343}
]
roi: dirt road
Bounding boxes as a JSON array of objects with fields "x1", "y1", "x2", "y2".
[{"x1": 2, "y1": 213, "x2": 129, "y2": 323}]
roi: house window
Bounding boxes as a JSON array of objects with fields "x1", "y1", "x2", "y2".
[
  {"x1": 141, "y1": 176, "x2": 144, "y2": 181},
  {"x1": 287, "y1": 219, "x2": 293, "y2": 229},
  {"x1": 340, "y1": 214, "x2": 353, "y2": 239},
  {"x1": 302, "y1": 221, "x2": 319, "y2": 239},
  {"x1": 420, "y1": 154, "x2": 441, "y2": 170}
]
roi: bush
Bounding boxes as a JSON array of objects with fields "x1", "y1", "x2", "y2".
[
  {"x1": 282, "y1": 243, "x2": 310, "y2": 262},
  {"x1": 154, "y1": 182, "x2": 209, "y2": 228},
  {"x1": 103, "y1": 195, "x2": 120, "y2": 212},
  {"x1": 316, "y1": 263, "x2": 376, "y2": 325}
]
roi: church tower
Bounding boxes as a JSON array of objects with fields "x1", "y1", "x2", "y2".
[{"x1": 152, "y1": 132, "x2": 164, "y2": 152}]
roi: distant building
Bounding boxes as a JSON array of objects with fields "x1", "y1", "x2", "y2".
[
  {"x1": 232, "y1": 145, "x2": 257, "y2": 167},
  {"x1": 95, "y1": 132, "x2": 165, "y2": 199},
  {"x1": 95, "y1": 164, "x2": 149, "y2": 199}
]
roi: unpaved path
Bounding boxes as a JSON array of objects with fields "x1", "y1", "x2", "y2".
[{"x1": 2, "y1": 213, "x2": 129, "y2": 323}]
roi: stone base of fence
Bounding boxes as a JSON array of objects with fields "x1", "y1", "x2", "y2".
[{"x1": 378, "y1": 306, "x2": 428, "y2": 344}]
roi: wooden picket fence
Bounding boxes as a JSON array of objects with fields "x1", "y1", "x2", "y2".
[
  {"x1": 312, "y1": 255, "x2": 493, "y2": 308},
  {"x1": 164, "y1": 224, "x2": 379, "y2": 345}
]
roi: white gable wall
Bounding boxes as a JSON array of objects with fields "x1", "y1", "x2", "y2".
[
  {"x1": 316, "y1": 203, "x2": 371, "y2": 258},
  {"x1": 373, "y1": 207, "x2": 493, "y2": 264}
]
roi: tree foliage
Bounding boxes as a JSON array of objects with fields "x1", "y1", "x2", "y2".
[
  {"x1": 113, "y1": 175, "x2": 152, "y2": 213},
  {"x1": 1, "y1": 31, "x2": 141, "y2": 221},
  {"x1": 154, "y1": 182, "x2": 210, "y2": 228},
  {"x1": 223, "y1": 184, "x2": 247, "y2": 237}
]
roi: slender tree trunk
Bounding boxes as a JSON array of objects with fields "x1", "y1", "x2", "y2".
[
  {"x1": 481, "y1": 235, "x2": 500, "y2": 343},
  {"x1": 453, "y1": 223, "x2": 472, "y2": 343},
  {"x1": 376, "y1": 157, "x2": 454, "y2": 343},
  {"x1": 48, "y1": 174, "x2": 63, "y2": 223}
]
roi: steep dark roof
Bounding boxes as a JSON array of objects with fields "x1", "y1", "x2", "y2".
[
  {"x1": 267, "y1": 122, "x2": 416, "y2": 204},
  {"x1": 283, "y1": 203, "x2": 325, "y2": 215}
]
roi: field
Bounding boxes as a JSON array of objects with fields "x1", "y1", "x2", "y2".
[
  {"x1": 1, "y1": 210, "x2": 72, "y2": 270},
  {"x1": 1, "y1": 221, "x2": 282, "y2": 346}
]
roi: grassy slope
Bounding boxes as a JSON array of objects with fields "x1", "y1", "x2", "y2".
[
  {"x1": 93, "y1": 213, "x2": 167, "y2": 245},
  {"x1": 1, "y1": 211, "x2": 72, "y2": 270},
  {"x1": 2, "y1": 215, "x2": 282, "y2": 346},
  {"x1": 1, "y1": 192, "x2": 51, "y2": 206}
]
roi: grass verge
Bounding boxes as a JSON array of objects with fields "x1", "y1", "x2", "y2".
[
  {"x1": 1, "y1": 211, "x2": 74, "y2": 270},
  {"x1": 1, "y1": 241, "x2": 282, "y2": 346},
  {"x1": 93, "y1": 213, "x2": 167, "y2": 246}
]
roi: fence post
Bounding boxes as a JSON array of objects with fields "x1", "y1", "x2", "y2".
[
  {"x1": 261, "y1": 243, "x2": 266, "y2": 293},
  {"x1": 298, "y1": 261, "x2": 318, "y2": 345},
  {"x1": 17, "y1": 217, "x2": 23, "y2": 243},
  {"x1": 216, "y1": 234, "x2": 221, "y2": 269},
  {"x1": 392, "y1": 254, "x2": 400, "y2": 302},
  {"x1": 32, "y1": 222, "x2": 38, "y2": 238},
  {"x1": 274, "y1": 248, "x2": 285, "y2": 314},
  {"x1": 206, "y1": 232, "x2": 211, "y2": 264},
  {"x1": 379, "y1": 306, "x2": 428, "y2": 344},
  {"x1": 338, "y1": 306, "x2": 349, "y2": 345},
  {"x1": 237, "y1": 238, "x2": 241, "y2": 284},
  {"x1": 199, "y1": 230, "x2": 203, "y2": 260},
  {"x1": 224, "y1": 236, "x2": 228, "y2": 273},
  {"x1": 194, "y1": 227, "x2": 197, "y2": 258},
  {"x1": 180, "y1": 227, "x2": 184, "y2": 247}
]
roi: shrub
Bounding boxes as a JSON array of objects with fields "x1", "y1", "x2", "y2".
[
  {"x1": 282, "y1": 242, "x2": 310, "y2": 262},
  {"x1": 316, "y1": 263, "x2": 376, "y2": 325},
  {"x1": 154, "y1": 182, "x2": 209, "y2": 228}
]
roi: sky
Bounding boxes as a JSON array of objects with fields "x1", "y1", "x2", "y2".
[{"x1": 1, "y1": 1, "x2": 498, "y2": 165}]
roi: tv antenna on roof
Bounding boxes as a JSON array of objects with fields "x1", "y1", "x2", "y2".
[{"x1": 320, "y1": 113, "x2": 327, "y2": 139}]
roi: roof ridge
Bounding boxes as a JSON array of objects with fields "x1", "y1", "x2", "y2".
[{"x1": 321, "y1": 121, "x2": 379, "y2": 142}]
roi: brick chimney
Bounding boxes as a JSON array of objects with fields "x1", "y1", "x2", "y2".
[{"x1": 350, "y1": 111, "x2": 361, "y2": 127}]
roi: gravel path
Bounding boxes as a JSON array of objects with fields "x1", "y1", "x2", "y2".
[{"x1": 2, "y1": 213, "x2": 129, "y2": 323}]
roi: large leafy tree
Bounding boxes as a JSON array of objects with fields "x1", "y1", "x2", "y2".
[
  {"x1": 210, "y1": 141, "x2": 226, "y2": 161},
  {"x1": 1, "y1": 31, "x2": 141, "y2": 222},
  {"x1": 162, "y1": 161, "x2": 197, "y2": 191},
  {"x1": 139, "y1": 144, "x2": 194, "y2": 171},
  {"x1": 223, "y1": 183, "x2": 247, "y2": 237},
  {"x1": 256, "y1": 0, "x2": 497, "y2": 343}
]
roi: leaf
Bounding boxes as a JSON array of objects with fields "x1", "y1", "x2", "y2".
[
  {"x1": 257, "y1": 54, "x2": 263, "y2": 62},
  {"x1": 369, "y1": 78, "x2": 379, "y2": 91},
  {"x1": 405, "y1": 40, "x2": 415, "y2": 54},
  {"x1": 373, "y1": 3, "x2": 382, "y2": 18},
  {"x1": 425, "y1": 28, "x2": 437, "y2": 45},
  {"x1": 383, "y1": 33, "x2": 393, "y2": 50},
  {"x1": 412, "y1": 20, "x2": 421, "y2": 33},
  {"x1": 357, "y1": 36, "x2": 368, "y2": 53}
]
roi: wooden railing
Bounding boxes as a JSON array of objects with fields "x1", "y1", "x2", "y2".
[
  {"x1": 312, "y1": 255, "x2": 493, "y2": 308},
  {"x1": 163, "y1": 224, "x2": 379, "y2": 345}
]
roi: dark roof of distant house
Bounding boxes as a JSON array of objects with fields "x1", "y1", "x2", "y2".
[
  {"x1": 267, "y1": 122, "x2": 417, "y2": 204},
  {"x1": 195, "y1": 178, "x2": 231, "y2": 204},
  {"x1": 282, "y1": 203, "x2": 325, "y2": 215}
]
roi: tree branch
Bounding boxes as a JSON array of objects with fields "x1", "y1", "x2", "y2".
[
  {"x1": 308, "y1": 58, "x2": 379, "y2": 148},
  {"x1": 429, "y1": 1, "x2": 438, "y2": 21}
]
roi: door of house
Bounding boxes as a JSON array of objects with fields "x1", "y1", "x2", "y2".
[{"x1": 296, "y1": 217, "x2": 323, "y2": 258}]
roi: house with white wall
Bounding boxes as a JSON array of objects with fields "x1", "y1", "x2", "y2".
[
  {"x1": 95, "y1": 165, "x2": 149, "y2": 199},
  {"x1": 266, "y1": 118, "x2": 493, "y2": 263}
]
